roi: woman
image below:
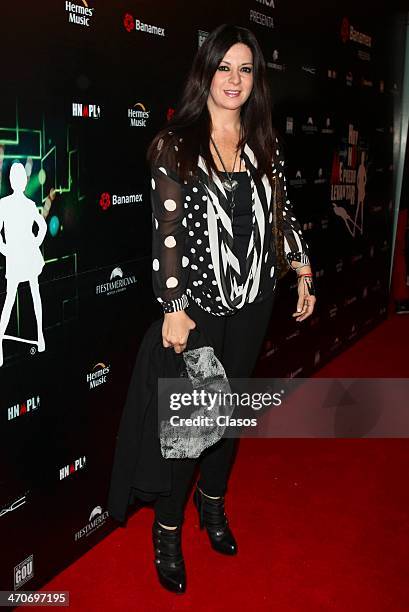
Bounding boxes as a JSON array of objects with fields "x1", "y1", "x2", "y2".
[{"x1": 147, "y1": 23, "x2": 316, "y2": 593}]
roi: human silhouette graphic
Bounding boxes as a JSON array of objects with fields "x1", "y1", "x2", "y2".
[
  {"x1": 0, "y1": 162, "x2": 47, "y2": 367},
  {"x1": 356, "y1": 150, "x2": 367, "y2": 233},
  {"x1": 332, "y1": 151, "x2": 367, "y2": 237}
]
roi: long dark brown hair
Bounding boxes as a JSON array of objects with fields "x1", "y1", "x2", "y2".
[{"x1": 147, "y1": 23, "x2": 280, "y2": 186}]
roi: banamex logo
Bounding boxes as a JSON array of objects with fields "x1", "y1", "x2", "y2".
[
  {"x1": 99, "y1": 192, "x2": 143, "y2": 210},
  {"x1": 123, "y1": 13, "x2": 134, "y2": 32},
  {"x1": 99, "y1": 192, "x2": 111, "y2": 210},
  {"x1": 122, "y1": 12, "x2": 165, "y2": 37}
]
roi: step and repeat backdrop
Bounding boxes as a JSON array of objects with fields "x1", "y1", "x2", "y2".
[{"x1": 0, "y1": 0, "x2": 405, "y2": 596}]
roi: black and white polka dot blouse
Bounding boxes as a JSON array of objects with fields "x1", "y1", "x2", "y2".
[{"x1": 150, "y1": 133, "x2": 310, "y2": 316}]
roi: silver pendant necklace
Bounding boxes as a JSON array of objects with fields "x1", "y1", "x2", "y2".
[{"x1": 210, "y1": 132, "x2": 242, "y2": 221}]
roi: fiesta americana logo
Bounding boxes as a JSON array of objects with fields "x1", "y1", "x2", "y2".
[
  {"x1": 74, "y1": 505, "x2": 109, "y2": 542},
  {"x1": 95, "y1": 267, "x2": 137, "y2": 296},
  {"x1": 123, "y1": 12, "x2": 165, "y2": 37}
]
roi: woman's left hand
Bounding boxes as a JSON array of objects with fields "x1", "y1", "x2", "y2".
[{"x1": 292, "y1": 275, "x2": 316, "y2": 322}]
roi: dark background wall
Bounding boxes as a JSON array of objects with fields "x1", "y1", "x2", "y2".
[{"x1": 0, "y1": 0, "x2": 406, "y2": 595}]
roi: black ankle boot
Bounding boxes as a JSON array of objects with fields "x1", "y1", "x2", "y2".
[
  {"x1": 152, "y1": 520, "x2": 186, "y2": 593},
  {"x1": 193, "y1": 486, "x2": 237, "y2": 555}
]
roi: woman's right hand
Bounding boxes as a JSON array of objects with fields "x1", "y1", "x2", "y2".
[{"x1": 162, "y1": 310, "x2": 197, "y2": 354}]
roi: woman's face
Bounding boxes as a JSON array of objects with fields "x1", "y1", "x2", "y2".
[{"x1": 208, "y1": 43, "x2": 254, "y2": 113}]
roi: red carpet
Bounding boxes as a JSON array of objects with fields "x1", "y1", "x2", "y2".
[{"x1": 40, "y1": 309, "x2": 409, "y2": 611}]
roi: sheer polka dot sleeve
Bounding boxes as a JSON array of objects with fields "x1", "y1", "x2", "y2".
[
  {"x1": 150, "y1": 146, "x2": 189, "y2": 313},
  {"x1": 274, "y1": 142, "x2": 311, "y2": 270}
]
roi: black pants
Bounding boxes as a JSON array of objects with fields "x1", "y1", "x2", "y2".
[{"x1": 154, "y1": 291, "x2": 276, "y2": 526}]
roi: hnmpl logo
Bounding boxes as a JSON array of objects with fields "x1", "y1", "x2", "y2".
[
  {"x1": 59, "y1": 456, "x2": 87, "y2": 480},
  {"x1": 72, "y1": 102, "x2": 101, "y2": 118},
  {"x1": 7, "y1": 396, "x2": 40, "y2": 421}
]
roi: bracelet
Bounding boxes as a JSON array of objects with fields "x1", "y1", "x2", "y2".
[
  {"x1": 297, "y1": 273, "x2": 316, "y2": 297},
  {"x1": 292, "y1": 263, "x2": 310, "y2": 272},
  {"x1": 297, "y1": 273, "x2": 314, "y2": 279}
]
